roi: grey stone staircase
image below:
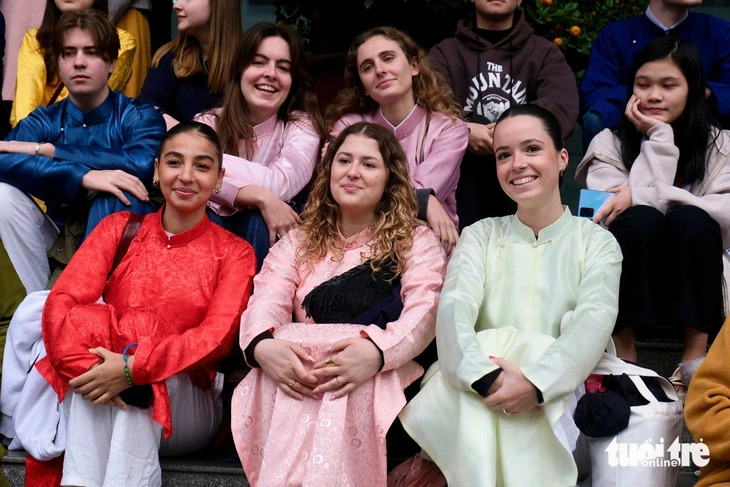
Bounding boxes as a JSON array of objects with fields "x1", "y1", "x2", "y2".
[{"x1": 1, "y1": 449, "x2": 249, "y2": 486}]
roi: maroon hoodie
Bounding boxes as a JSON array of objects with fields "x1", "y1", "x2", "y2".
[{"x1": 429, "y1": 10, "x2": 578, "y2": 137}]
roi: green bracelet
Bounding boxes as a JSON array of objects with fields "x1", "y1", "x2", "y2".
[{"x1": 124, "y1": 363, "x2": 133, "y2": 386}]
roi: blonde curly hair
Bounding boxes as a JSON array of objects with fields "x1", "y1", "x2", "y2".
[
  {"x1": 325, "y1": 26, "x2": 461, "y2": 129},
  {"x1": 298, "y1": 122, "x2": 418, "y2": 277}
]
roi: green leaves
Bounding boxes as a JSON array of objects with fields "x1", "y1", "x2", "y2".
[{"x1": 524, "y1": 0, "x2": 648, "y2": 77}]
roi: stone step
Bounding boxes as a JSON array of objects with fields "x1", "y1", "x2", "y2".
[
  {"x1": 1, "y1": 450, "x2": 249, "y2": 487},
  {"x1": 680, "y1": 471, "x2": 700, "y2": 487},
  {"x1": 1, "y1": 448, "x2": 700, "y2": 487},
  {"x1": 636, "y1": 338, "x2": 684, "y2": 379}
]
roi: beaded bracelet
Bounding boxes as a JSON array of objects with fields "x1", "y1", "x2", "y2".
[{"x1": 122, "y1": 343, "x2": 138, "y2": 387}]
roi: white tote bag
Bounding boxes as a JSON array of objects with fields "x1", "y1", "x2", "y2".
[{"x1": 574, "y1": 354, "x2": 684, "y2": 487}]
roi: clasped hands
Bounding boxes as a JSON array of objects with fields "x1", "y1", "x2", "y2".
[
  {"x1": 253, "y1": 337, "x2": 382, "y2": 401},
  {"x1": 466, "y1": 122, "x2": 495, "y2": 155},
  {"x1": 68, "y1": 347, "x2": 133, "y2": 409},
  {"x1": 482, "y1": 356, "x2": 541, "y2": 416}
]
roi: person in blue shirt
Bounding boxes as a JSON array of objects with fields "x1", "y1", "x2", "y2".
[
  {"x1": 580, "y1": 0, "x2": 730, "y2": 149},
  {"x1": 0, "y1": 9, "x2": 165, "y2": 299}
]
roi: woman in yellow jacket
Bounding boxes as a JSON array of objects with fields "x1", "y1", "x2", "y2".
[
  {"x1": 10, "y1": 0, "x2": 135, "y2": 128},
  {"x1": 685, "y1": 314, "x2": 730, "y2": 486}
]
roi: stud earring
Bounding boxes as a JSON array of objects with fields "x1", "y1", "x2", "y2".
[{"x1": 152, "y1": 179, "x2": 159, "y2": 187}]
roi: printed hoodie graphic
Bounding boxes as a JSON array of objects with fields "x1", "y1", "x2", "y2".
[
  {"x1": 466, "y1": 60, "x2": 528, "y2": 122},
  {"x1": 429, "y1": 9, "x2": 579, "y2": 137}
]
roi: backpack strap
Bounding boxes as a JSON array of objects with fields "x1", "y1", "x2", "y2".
[{"x1": 108, "y1": 213, "x2": 145, "y2": 280}]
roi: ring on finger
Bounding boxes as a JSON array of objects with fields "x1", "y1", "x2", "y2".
[
  {"x1": 325, "y1": 358, "x2": 337, "y2": 367},
  {"x1": 502, "y1": 408, "x2": 511, "y2": 416},
  {"x1": 289, "y1": 380, "x2": 296, "y2": 388},
  {"x1": 335, "y1": 376, "x2": 341, "y2": 386}
]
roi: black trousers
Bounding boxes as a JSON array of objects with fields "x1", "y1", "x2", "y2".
[{"x1": 608, "y1": 205, "x2": 724, "y2": 337}]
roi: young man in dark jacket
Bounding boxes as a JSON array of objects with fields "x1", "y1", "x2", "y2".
[{"x1": 430, "y1": 0, "x2": 578, "y2": 228}]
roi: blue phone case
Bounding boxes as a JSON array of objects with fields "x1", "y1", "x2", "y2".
[{"x1": 578, "y1": 189, "x2": 615, "y2": 220}]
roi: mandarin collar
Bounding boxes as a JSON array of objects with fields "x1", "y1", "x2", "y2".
[
  {"x1": 645, "y1": 6, "x2": 688, "y2": 32},
  {"x1": 65, "y1": 89, "x2": 115, "y2": 126},
  {"x1": 374, "y1": 104, "x2": 426, "y2": 140},
  {"x1": 511, "y1": 206, "x2": 572, "y2": 244},
  {"x1": 154, "y1": 207, "x2": 212, "y2": 247},
  {"x1": 334, "y1": 226, "x2": 373, "y2": 250},
  {"x1": 253, "y1": 115, "x2": 278, "y2": 139}
]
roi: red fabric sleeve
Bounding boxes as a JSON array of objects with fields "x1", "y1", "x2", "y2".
[
  {"x1": 37, "y1": 212, "x2": 130, "y2": 397},
  {"x1": 130, "y1": 240, "x2": 256, "y2": 385}
]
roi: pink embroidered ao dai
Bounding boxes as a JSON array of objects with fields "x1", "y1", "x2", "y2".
[{"x1": 232, "y1": 225, "x2": 446, "y2": 487}]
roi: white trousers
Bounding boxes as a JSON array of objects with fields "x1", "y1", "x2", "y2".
[
  {"x1": 62, "y1": 372, "x2": 224, "y2": 487},
  {"x1": 0, "y1": 290, "x2": 224, "y2": 487},
  {"x1": 0, "y1": 183, "x2": 58, "y2": 293},
  {"x1": 0, "y1": 290, "x2": 68, "y2": 460}
]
